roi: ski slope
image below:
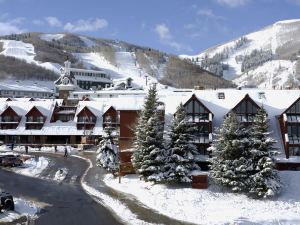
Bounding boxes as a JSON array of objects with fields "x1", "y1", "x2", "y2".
[
  {"x1": 0, "y1": 40, "x2": 61, "y2": 74},
  {"x1": 74, "y1": 52, "x2": 165, "y2": 89}
]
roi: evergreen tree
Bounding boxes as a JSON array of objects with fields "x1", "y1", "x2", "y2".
[
  {"x1": 132, "y1": 85, "x2": 165, "y2": 182},
  {"x1": 164, "y1": 103, "x2": 200, "y2": 183},
  {"x1": 209, "y1": 112, "x2": 253, "y2": 193},
  {"x1": 248, "y1": 107, "x2": 281, "y2": 198},
  {"x1": 96, "y1": 119, "x2": 119, "y2": 174}
]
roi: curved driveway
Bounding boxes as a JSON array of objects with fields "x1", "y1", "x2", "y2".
[{"x1": 0, "y1": 153, "x2": 122, "y2": 225}]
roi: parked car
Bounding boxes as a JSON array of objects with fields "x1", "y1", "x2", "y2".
[
  {"x1": 0, "y1": 155, "x2": 23, "y2": 167},
  {"x1": 0, "y1": 192, "x2": 14, "y2": 212}
]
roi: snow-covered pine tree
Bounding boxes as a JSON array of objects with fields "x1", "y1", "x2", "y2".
[
  {"x1": 164, "y1": 103, "x2": 200, "y2": 183},
  {"x1": 96, "y1": 118, "x2": 119, "y2": 174},
  {"x1": 132, "y1": 85, "x2": 166, "y2": 182},
  {"x1": 139, "y1": 112, "x2": 165, "y2": 182},
  {"x1": 248, "y1": 107, "x2": 281, "y2": 198},
  {"x1": 209, "y1": 112, "x2": 253, "y2": 193}
]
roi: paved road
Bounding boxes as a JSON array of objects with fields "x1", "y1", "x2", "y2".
[{"x1": 0, "y1": 153, "x2": 122, "y2": 225}]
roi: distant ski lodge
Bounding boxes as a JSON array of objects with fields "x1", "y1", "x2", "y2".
[
  {"x1": 69, "y1": 67, "x2": 112, "y2": 90},
  {"x1": 0, "y1": 89, "x2": 300, "y2": 170},
  {"x1": 0, "y1": 82, "x2": 53, "y2": 98}
]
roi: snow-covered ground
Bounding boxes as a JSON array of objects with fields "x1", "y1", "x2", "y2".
[
  {"x1": 75, "y1": 155, "x2": 155, "y2": 225},
  {"x1": 0, "y1": 198, "x2": 39, "y2": 223},
  {"x1": 0, "y1": 145, "x2": 50, "y2": 177},
  {"x1": 104, "y1": 172, "x2": 300, "y2": 225},
  {"x1": 12, "y1": 156, "x2": 49, "y2": 177}
]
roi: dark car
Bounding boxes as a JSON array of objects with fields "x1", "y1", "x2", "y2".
[
  {"x1": 0, "y1": 192, "x2": 14, "y2": 212},
  {"x1": 0, "y1": 155, "x2": 23, "y2": 167}
]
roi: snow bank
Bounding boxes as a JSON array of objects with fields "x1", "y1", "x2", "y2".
[
  {"x1": 12, "y1": 156, "x2": 49, "y2": 177},
  {"x1": 54, "y1": 168, "x2": 68, "y2": 182},
  {"x1": 0, "y1": 198, "x2": 39, "y2": 223},
  {"x1": 104, "y1": 172, "x2": 300, "y2": 225},
  {"x1": 14, "y1": 145, "x2": 79, "y2": 155}
]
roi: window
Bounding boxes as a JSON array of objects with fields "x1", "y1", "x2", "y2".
[
  {"x1": 233, "y1": 99, "x2": 259, "y2": 122},
  {"x1": 184, "y1": 99, "x2": 209, "y2": 122},
  {"x1": 27, "y1": 116, "x2": 33, "y2": 122}
]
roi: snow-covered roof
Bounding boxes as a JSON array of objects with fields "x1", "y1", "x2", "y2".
[{"x1": 161, "y1": 88, "x2": 300, "y2": 161}]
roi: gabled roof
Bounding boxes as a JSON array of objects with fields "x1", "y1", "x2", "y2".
[
  {"x1": 76, "y1": 106, "x2": 97, "y2": 118},
  {"x1": 229, "y1": 94, "x2": 261, "y2": 114},
  {"x1": 282, "y1": 96, "x2": 300, "y2": 114},
  {"x1": 25, "y1": 106, "x2": 45, "y2": 117},
  {"x1": 0, "y1": 106, "x2": 20, "y2": 117},
  {"x1": 103, "y1": 106, "x2": 116, "y2": 116},
  {"x1": 183, "y1": 94, "x2": 214, "y2": 116}
]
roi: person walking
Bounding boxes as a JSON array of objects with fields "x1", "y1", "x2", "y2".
[{"x1": 64, "y1": 147, "x2": 68, "y2": 157}]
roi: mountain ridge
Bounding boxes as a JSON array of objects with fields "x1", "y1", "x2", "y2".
[
  {"x1": 0, "y1": 32, "x2": 233, "y2": 89},
  {"x1": 181, "y1": 19, "x2": 300, "y2": 89}
]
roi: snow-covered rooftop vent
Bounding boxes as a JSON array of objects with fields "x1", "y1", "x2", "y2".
[
  {"x1": 217, "y1": 92, "x2": 225, "y2": 99},
  {"x1": 258, "y1": 92, "x2": 266, "y2": 99}
]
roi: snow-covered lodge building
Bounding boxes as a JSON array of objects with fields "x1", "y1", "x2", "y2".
[
  {"x1": 0, "y1": 89, "x2": 300, "y2": 169},
  {"x1": 0, "y1": 82, "x2": 54, "y2": 98},
  {"x1": 55, "y1": 60, "x2": 113, "y2": 92}
]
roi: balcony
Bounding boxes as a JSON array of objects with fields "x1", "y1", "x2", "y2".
[
  {"x1": 77, "y1": 117, "x2": 97, "y2": 124},
  {"x1": 26, "y1": 117, "x2": 45, "y2": 124},
  {"x1": 285, "y1": 114, "x2": 300, "y2": 123},
  {"x1": 192, "y1": 133, "x2": 212, "y2": 144},
  {"x1": 0, "y1": 116, "x2": 20, "y2": 124}
]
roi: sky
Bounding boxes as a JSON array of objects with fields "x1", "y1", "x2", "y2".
[{"x1": 1, "y1": 0, "x2": 300, "y2": 55}]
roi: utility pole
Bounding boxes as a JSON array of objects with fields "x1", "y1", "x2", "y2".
[{"x1": 145, "y1": 75, "x2": 148, "y2": 86}]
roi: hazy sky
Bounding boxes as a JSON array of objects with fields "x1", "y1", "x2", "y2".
[{"x1": 1, "y1": 0, "x2": 300, "y2": 54}]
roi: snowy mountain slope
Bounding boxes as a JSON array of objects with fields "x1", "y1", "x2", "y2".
[
  {"x1": 181, "y1": 19, "x2": 300, "y2": 88},
  {"x1": 0, "y1": 32, "x2": 232, "y2": 89},
  {"x1": 0, "y1": 40, "x2": 61, "y2": 74},
  {"x1": 74, "y1": 52, "x2": 161, "y2": 88},
  {"x1": 40, "y1": 33, "x2": 65, "y2": 42}
]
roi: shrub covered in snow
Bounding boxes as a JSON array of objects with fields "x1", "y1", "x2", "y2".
[{"x1": 96, "y1": 121, "x2": 119, "y2": 174}]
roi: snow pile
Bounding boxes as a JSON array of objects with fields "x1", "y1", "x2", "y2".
[
  {"x1": 14, "y1": 145, "x2": 79, "y2": 155},
  {"x1": 0, "y1": 198, "x2": 39, "y2": 223},
  {"x1": 54, "y1": 168, "x2": 68, "y2": 182},
  {"x1": 0, "y1": 144, "x2": 12, "y2": 152},
  {"x1": 12, "y1": 156, "x2": 49, "y2": 177},
  {"x1": 104, "y1": 172, "x2": 300, "y2": 225}
]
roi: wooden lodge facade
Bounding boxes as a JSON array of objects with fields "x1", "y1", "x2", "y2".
[
  {"x1": 183, "y1": 94, "x2": 213, "y2": 155},
  {"x1": 0, "y1": 89, "x2": 300, "y2": 170}
]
